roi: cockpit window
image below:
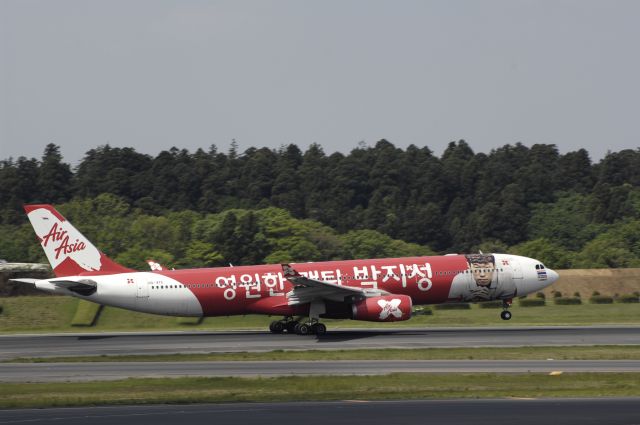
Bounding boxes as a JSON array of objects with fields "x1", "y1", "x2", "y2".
[{"x1": 535, "y1": 264, "x2": 545, "y2": 270}]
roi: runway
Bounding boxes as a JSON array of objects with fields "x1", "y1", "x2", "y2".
[
  {"x1": 2, "y1": 360, "x2": 640, "y2": 382},
  {"x1": 1, "y1": 399, "x2": 639, "y2": 425},
  {"x1": 1, "y1": 326, "x2": 639, "y2": 360}
]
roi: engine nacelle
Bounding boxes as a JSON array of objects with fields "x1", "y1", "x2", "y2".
[{"x1": 351, "y1": 295, "x2": 413, "y2": 322}]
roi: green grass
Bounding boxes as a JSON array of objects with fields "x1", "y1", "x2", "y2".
[
  {"x1": 1, "y1": 373, "x2": 640, "y2": 408},
  {"x1": 94, "y1": 303, "x2": 192, "y2": 330},
  {"x1": 7, "y1": 345, "x2": 640, "y2": 363},
  {"x1": 1, "y1": 296, "x2": 640, "y2": 334},
  {"x1": 0, "y1": 296, "x2": 78, "y2": 332},
  {"x1": 91, "y1": 301, "x2": 639, "y2": 330},
  {"x1": 176, "y1": 316, "x2": 204, "y2": 325},
  {"x1": 70, "y1": 300, "x2": 103, "y2": 326}
]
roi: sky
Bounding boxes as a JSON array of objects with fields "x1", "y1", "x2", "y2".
[{"x1": 1, "y1": 0, "x2": 639, "y2": 166}]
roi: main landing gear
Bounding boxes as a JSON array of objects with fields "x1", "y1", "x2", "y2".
[
  {"x1": 500, "y1": 299, "x2": 512, "y2": 320},
  {"x1": 269, "y1": 317, "x2": 327, "y2": 336}
]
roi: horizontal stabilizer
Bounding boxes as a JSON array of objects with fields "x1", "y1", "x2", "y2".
[
  {"x1": 9, "y1": 278, "x2": 38, "y2": 285},
  {"x1": 10, "y1": 277, "x2": 98, "y2": 296}
]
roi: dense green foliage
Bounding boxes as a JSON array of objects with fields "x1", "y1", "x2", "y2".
[
  {"x1": 590, "y1": 295, "x2": 614, "y2": 304},
  {"x1": 618, "y1": 295, "x2": 640, "y2": 303},
  {"x1": 0, "y1": 194, "x2": 432, "y2": 268},
  {"x1": 519, "y1": 298, "x2": 546, "y2": 307},
  {"x1": 1, "y1": 141, "x2": 640, "y2": 269},
  {"x1": 553, "y1": 297, "x2": 582, "y2": 305}
]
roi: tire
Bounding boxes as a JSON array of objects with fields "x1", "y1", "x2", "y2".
[
  {"x1": 269, "y1": 321, "x2": 277, "y2": 333},
  {"x1": 294, "y1": 323, "x2": 302, "y2": 334},
  {"x1": 313, "y1": 323, "x2": 327, "y2": 336},
  {"x1": 286, "y1": 321, "x2": 297, "y2": 333},
  {"x1": 297, "y1": 323, "x2": 311, "y2": 335},
  {"x1": 272, "y1": 321, "x2": 284, "y2": 333},
  {"x1": 501, "y1": 310, "x2": 512, "y2": 320}
]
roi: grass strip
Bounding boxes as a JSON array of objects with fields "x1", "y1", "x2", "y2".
[
  {"x1": 70, "y1": 301, "x2": 103, "y2": 327},
  {"x1": 1, "y1": 373, "x2": 640, "y2": 408},
  {"x1": 175, "y1": 316, "x2": 204, "y2": 325},
  {"x1": 7, "y1": 345, "x2": 640, "y2": 363},
  {"x1": 1, "y1": 298, "x2": 640, "y2": 334}
]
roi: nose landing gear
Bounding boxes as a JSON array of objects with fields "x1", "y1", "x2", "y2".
[
  {"x1": 500, "y1": 299, "x2": 512, "y2": 320},
  {"x1": 500, "y1": 310, "x2": 512, "y2": 320}
]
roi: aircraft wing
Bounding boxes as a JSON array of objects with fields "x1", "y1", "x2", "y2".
[{"x1": 281, "y1": 263, "x2": 387, "y2": 305}]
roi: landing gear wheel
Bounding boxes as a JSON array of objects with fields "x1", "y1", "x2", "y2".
[
  {"x1": 500, "y1": 299, "x2": 512, "y2": 321},
  {"x1": 269, "y1": 321, "x2": 284, "y2": 333},
  {"x1": 286, "y1": 321, "x2": 298, "y2": 333},
  {"x1": 312, "y1": 323, "x2": 327, "y2": 336},
  {"x1": 296, "y1": 323, "x2": 311, "y2": 335}
]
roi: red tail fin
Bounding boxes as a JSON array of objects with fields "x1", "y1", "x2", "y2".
[{"x1": 24, "y1": 204, "x2": 132, "y2": 277}]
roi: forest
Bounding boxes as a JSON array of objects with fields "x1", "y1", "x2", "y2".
[{"x1": 1, "y1": 140, "x2": 639, "y2": 270}]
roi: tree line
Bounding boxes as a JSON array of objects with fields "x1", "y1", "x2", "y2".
[{"x1": 1, "y1": 140, "x2": 640, "y2": 269}]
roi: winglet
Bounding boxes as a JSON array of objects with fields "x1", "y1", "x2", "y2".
[
  {"x1": 281, "y1": 263, "x2": 300, "y2": 279},
  {"x1": 146, "y1": 259, "x2": 164, "y2": 271}
]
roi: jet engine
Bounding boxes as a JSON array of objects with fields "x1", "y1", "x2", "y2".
[{"x1": 351, "y1": 294, "x2": 412, "y2": 322}]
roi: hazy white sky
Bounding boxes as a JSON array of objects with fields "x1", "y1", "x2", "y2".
[{"x1": 1, "y1": 0, "x2": 638, "y2": 165}]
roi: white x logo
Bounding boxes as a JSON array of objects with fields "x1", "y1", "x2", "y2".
[{"x1": 377, "y1": 298, "x2": 403, "y2": 320}]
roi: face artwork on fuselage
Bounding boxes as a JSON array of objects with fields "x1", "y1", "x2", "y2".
[
  {"x1": 465, "y1": 253, "x2": 496, "y2": 301},
  {"x1": 447, "y1": 254, "x2": 517, "y2": 302},
  {"x1": 469, "y1": 258, "x2": 494, "y2": 287}
]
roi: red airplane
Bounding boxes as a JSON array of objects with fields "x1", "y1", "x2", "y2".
[{"x1": 13, "y1": 204, "x2": 558, "y2": 335}]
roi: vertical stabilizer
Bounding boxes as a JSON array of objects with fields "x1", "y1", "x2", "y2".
[{"x1": 24, "y1": 204, "x2": 132, "y2": 277}]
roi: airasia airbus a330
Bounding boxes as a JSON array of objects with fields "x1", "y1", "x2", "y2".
[{"x1": 14, "y1": 204, "x2": 559, "y2": 335}]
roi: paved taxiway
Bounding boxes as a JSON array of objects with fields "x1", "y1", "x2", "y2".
[
  {"x1": 1, "y1": 399, "x2": 639, "y2": 425},
  {"x1": 1, "y1": 326, "x2": 639, "y2": 360},
  {"x1": 2, "y1": 360, "x2": 640, "y2": 382}
]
